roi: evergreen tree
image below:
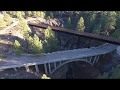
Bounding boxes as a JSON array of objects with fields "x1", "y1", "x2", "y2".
[
  {"x1": 32, "y1": 11, "x2": 37, "y2": 17},
  {"x1": 27, "y1": 11, "x2": 32, "y2": 17},
  {"x1": 84, "y1": 11, "x2": 96, "y2": 32},
  {"x1": 36, "y1": 11, "x2": 41, "y2": 17},
  {"x1": 99, "y1": 11, "x2": 117, "y2": 35},
  {"x1": 33, "y1": 34, "x2": 43, "y2": 54},
  {"x1": 46, "y1": 11, "x2": 53, "y2": 18},
  {"x1": 16, "y1": 11, "x2": 23, "y2": 20},
  {"x1": 13, "y1": 40, "x2": 23, "y2": 55},
  {"x1": 0, "y1": 18, "x2": 6, "y2": 28},
  {"x1": 76, "y1": 17, "x2": 85, "y2": 32},
  {"x1": 18, "y1": 18, "x2": 31, "y2": 39},
  {"x1": 44, "y1": 27, "x2": 58, "y2": 53},
  {"x1": 40, "y1": 11, "x2": 46, "y2": 18},
  {"x1": 65, "y1": 17, "x2": 72, "y2": 29},
  {"x1": 3, "y1": 13, "x2": 12, "y2": 26},
  {"x1": 112, "y1": 11, "x2": 120, "y2": 38},
  {"x1": 27, "y1": 36, "x2": 34, "y2": 53},
  {"x1": 27, "y1": 34, "x2": 43, "y2": 54}
]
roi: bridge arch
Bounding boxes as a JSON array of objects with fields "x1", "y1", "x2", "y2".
[{"x1": 50, "y1": 58, "x2": 92, "y2": 75}]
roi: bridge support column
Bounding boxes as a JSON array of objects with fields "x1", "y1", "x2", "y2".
[
  {"x1": 25, "y1": 66, "x2": 30, "y2": 72},
  {"x1": 95, "y1": 55, "x2": 100, "y2": 63},
  {"x1": 92, "y1": 56, "x2": 97, "y2": 65},
  {"x1": 102, "y1": 54, "x2": 105, "y2": 58},
  {"x1": 44, "y1": 64, "x2": 48, "y2": 75},
  {"x1": 13, "y1": 68, "x2": 17, "y2": 71},
  {"x1": 89, "y1": 56, "x2": 93, "y2": 62},
  {"x1": 48, "y1": 63, "x2": 51, "y2": 74},
  {"x1": 35, "y1": 65, "x2": 39, "y2": 73},
  {"x1": 54, "y1": 62, "x2": 57, "y2": 68},
  {"x1": 59, "y1": 61, "x2": 61, "y2": 65}
]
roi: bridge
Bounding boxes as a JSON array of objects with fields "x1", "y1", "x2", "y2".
[
  {"x1": 29, "y1": 23, "x2": 120, "y2": 45},
  {"x1": 0, "y1": 43, "x2": 117, "y2": 75},
  {"x1": 0, "y1": 18, "x2": 119, "y2": 76}
]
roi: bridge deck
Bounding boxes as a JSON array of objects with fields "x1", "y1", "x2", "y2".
[{"x1": 0, "y1": 44, "x2": 117, "y2": 70}]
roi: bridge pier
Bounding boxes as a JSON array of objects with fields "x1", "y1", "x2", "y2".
[
  {"x1": 44, "y1": 63, "x2": 48, "y2": 75},
  {"x1": 102, "y1": 54, "x2": 105, "y2": 58},
  {"x1": 35, "y1": 65, "x2": 39, "y2": 73},
  {"x1": 54, "y1": 62, "x2": 57, "y2": 68},
  {"x1": 13, "y1": 68, "x2": 17, "y2": 71},
  {"x1": 48, "y1": 63, "x2": 51, "y2": 74},
  {"x1": 25, "y1": 65, "x2": 30, "y2": 72},
  {"x1": 59, "y1": 61, "x2": 62, "y2": 65},
  {"x1": 95, "y1": 55, "x2": 100, "y2": 64},
  {"x1": 92, "y1": 56, "x2": 97, "y2": 66},
  {"x1": 89, "y1": 56, "x2": 93, "y2": 62}
]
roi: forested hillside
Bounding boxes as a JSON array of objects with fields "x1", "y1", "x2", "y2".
[{"x1": 1, "y1": 11, "x2": 120, "y2": 79}]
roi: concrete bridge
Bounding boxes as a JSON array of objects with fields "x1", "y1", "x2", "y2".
[{"x1": 0, "y1": 43, "x2": 117, "y2": 75}]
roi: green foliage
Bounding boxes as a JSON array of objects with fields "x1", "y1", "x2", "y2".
[
  {"x1": 32, "y1": 11, "x2": 37, "y2": 17},
  {"x1": 76, "y1": 17, "x2": 85, "y2": 32},
  {"x1": 111, "y1": 28, "x2": 120, "y2": 38},
  {"x1": 97, "y1": 64, "x2": 120, "y2": 79},
  {"x1": 40, "y1": 11, "x2": 46, "y2": 18},
  {"x1": 65, "y1": 17, "x2": 72, "y2": 29},
  {"x1": 43, "y1": 27, "x2": 58, "y2": 53},
  {"x1": 3, "y1": 13, "x2": 12, "y2": 26},
  {"x1": 41, "y1": 74, "x2": 51, "y2": 79},
  {"x1": 27, "y1": 34, "x2": 43, "y2": 54},
  {"x1": 46, "y1": 11, "x2": 54, "y2": 19},
  {"x1": 27, "y1": 11, "x2": 32, "y2": 17},
  {"x1": 111, "y1": 12, "x2": 120, "y2": 38},
  {"x1": 16, "y1": 11, "x2": 23, "y2": 20},
  {"x1": 0, "y1": 18, "x2": 6, "y2": 28},
  {"x1": 13, "y1": 40, "x2": 23, "y2": 55},
  {"x1": 18, "y1": 18, "x2": 31, "y2": 39},
  {"x1": 97, "y1": 72, "x2": 109, "y2": 79}
]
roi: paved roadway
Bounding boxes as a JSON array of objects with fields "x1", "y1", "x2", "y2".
[{"x1": 0, "y1": 44, "x2": 117, "y2": 70}]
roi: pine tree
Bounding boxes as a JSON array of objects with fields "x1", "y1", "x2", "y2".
[
  {"x1": 85, "y1": 11, "x2": 96, "y2": 32},
  {"x1": 27, "y1": 35, "x2": 43, "y2": 54},
  {"x1": 33, "y1": 34, "x2": 43, "y2": 54},
  {"x1": 76, "y1": 17, "x2": 85, "y2": 32},
  {"x1": 112, "y1": 11, "x2": 120, "y2": 38},
  {"x1": 99, "y1": 11, "x2": 117, "y2": 35},
  {"x1": 18, "y1": 18, "x2": 31, "y2": 39},
  {"x1": 3, "y1": 13, "x2": 12, "y2": 26},
  {"x1": 32, "y1": 11, "x2": 37, "y2": 17},
  {"x1": 13, "y1": 40, "x2": 23, "y2": 55},
  {"x1": 27, "y1": 11, "x2": 32, "y2": 17},
  {"x1": 27, "y1": 36, "x2": 34, "y2": 53},
  {"x1": 16, "y1": 11, "x2": 23, "y2": 20},
  {"x1": 36, "y1": 11, "x2": 41, "y2": 17},
  {"x1": 66, "y1": 17, "x2": 72, "y2": 29},
  {"x1": 0, "y1": 18, "x2": 6, "y2": 28},
  {"x1": 44, "y1": 27, "x2": 58, "y2": 53}
]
